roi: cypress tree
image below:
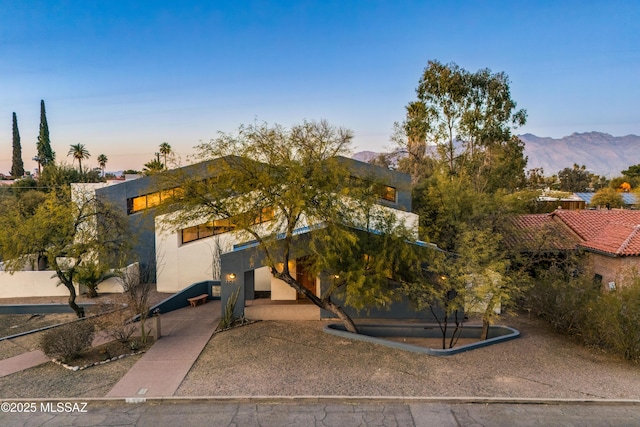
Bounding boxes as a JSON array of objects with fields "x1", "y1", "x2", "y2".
[
  {"x1": 37, "y1": 100, "x2": 55, "y2": 167},
  {"x1": 10, "y1": 112, "x2": 24, "y2": 177}
]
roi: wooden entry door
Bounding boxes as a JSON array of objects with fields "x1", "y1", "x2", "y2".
[{"x1": 295, "y1": 257, "x2": 316, "y2": 299}]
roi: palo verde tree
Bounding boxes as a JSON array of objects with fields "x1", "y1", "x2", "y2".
[
  {"x1": 402, "y1": 218, "x2": 522, "y2": 345},
  {"x1": 0, "y1": 186, "x2": 130, "y2": 317},
  {"x1": 159, "y1": 120, "x2": 419, "y2": 333},
  {"x1": 11, "y1": 112, "x2": 24, "y2": 177}
]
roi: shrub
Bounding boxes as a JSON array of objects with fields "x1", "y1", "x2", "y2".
[
  {"x1": 40, "y1": 321, "x2": 95, "y2": 363},
  {"x1": 525, "y1": 262, "x2": 640, "y2": 361},
  {"x1": 95, "y1": 307, "x2": 136, "y2": 344},
  {"x1": 524, "y1": 265, "x2": 599, "y2": 335},
  {"x1": 584, "y1": 285, "x2": 640, "y2": 360}
]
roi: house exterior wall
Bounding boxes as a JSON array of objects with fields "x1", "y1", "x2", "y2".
[
  {"x1": 589, "y1": 253, "x2": 640, "y2": 290},
  {"x1": 155, "y1": 205, "x2": 419, "y2": 295}
]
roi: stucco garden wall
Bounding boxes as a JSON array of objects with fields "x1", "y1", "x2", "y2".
[
  {"x1": 0, "y1": 271, "x2": 79, "y2": 298},
  {"x1": 0, "y1": 263, "x2": 137, "y2": 298}
]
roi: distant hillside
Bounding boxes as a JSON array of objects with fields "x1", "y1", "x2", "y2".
[
  {"x1": 519, "y1": 132, "x2": 640, "y2": 177},
  {"x1": 353, "y1": 132, "x2": 640, "y2": 177},
  {"x1": 352, "y1": 151, "x2": 381, "y2": 163}
]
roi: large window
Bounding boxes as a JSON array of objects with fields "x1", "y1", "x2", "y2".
[
  {"x1": 376, "y1": 184, "x2": 397, "y2": 203},
  {"x1": 127, "y1": 188, "x2": 180, "y2": 214},
  {"x1": 180, "y1": 207, "x2": 274, "y2": 245},
  {"x1": 349, "y1": 176, "x2": 397, "y2": 203}
]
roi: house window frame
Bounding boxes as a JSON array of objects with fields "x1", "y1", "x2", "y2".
[{"x1": 179, "y1": 207, "x2": 274, "y2": 245}]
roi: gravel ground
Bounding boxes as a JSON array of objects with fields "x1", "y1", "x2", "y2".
[
  {"x1": 1, "y1": 311, "x2": 639, "y2": 400},
  {"x1": 0, "y1": 291, "x2": 169, "y2": 362},
  {"x1": 176, "y1": 315, "x2": 640, "y2": 399},
  {"x1": 0, "y1": 355, "x2": 142, "y2": 398}
]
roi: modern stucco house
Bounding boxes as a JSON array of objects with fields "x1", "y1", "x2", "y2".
[
  {"x1": 507, "y1": 209, "x2": 640, "y2": 289},
  {"x1": 80, "y1": 156, "x2": 434, "y2": 320}
]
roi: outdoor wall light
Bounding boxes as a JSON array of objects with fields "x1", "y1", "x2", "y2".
[{"x1": 228, "y1": 273, "x2": 236, "y2": 280}]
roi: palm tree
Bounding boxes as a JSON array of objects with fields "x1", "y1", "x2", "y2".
[
  {"x1": 67, "y1": 143, "x2": 90, "y2": 174},
  {"x1": 97, "y1": 154, "x2": 108, "y2": 177},
  {"x1": 159, "y1": 142, "x2": 172, "y2": 170},
  {"x1": 143, "y1": 157, "x2": 164, "y2": 175}
]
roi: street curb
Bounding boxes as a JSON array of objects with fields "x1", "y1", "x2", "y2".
[{"x1": 1, "y1": 396, "x2": 639, "y2": 405}]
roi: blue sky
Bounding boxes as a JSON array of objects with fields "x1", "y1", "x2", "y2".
[{"x1": 1, "y1": 0, "x2": 638, "y2": 173}]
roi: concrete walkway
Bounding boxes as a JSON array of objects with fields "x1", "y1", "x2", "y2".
[
  {"x1": 106, "y1": 300, "x2": 220, "y2": 398},
  {"x1": 0, "y1": 350, "x2": 49, "y2": 377}
]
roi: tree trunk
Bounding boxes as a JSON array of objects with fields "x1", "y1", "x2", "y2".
[
  {"x1": 324, "y1": 301, "x2": 359, "y2": 334},
  {"x1": 56, "y1": 270, "x2": 85, "y2": 318},
  {"x1": 480, "y1": 318, "x2": 490, "y2": 341},
  {"x1": 275, "y1": 270, "x2": 358, "y2": 333},
  {"x1": 86, "y1": 286, "x2": 98, "y2": 298}
]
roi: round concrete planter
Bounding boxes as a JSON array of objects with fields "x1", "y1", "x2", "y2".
[{"x1": 324, "y1": 323, "x2": 520, "y2": 356}]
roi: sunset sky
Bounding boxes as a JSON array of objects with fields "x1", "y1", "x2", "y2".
[{"x1": 1, "y1": 0, "x2": 638, "y2": 174}]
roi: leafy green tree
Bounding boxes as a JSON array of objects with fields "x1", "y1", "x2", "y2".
[
  {"x1": 37, "y1": 100, "x2": 55, "y2": 167},
  {"x1": 3, "y1": 176, "x2": 38, "y2": 199},
  {"x1": 0, "y1": 187, "x2": 130, "y2": 317},
  {"x1": 395, "y1": 60, "x2": 527, "y2": 190},
  {"x1": 38, "y1": 164, "x2": 102, "y2": 188},
  {"x1": 159, "y1": 142, "x2": 172, "y2": 170},
  {"x1": 557, "y1": 164, "x2": 591, "y2": 192},
  {"x1": 590, "y1": 187, "x2": 624, "y2": 209},
  {"x1": 11, "y1": 112, "x2": 24, "y2": 177},
  {"x1": 160, "y1": 120, "x2": 418, "y2": 333},
  {"x1": 622, "y1": 164, "x2": 640, "y2": 178},
  {"x1": 67, "y1": 143, "x2": 90, "y2": 173}
]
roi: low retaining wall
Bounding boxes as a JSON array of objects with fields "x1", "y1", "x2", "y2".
[{"x1": 324, "y1": 323, "x2": 520, "y2": 356}]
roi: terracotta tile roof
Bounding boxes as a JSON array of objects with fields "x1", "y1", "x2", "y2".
[
  {"x1": 511, "y1": 210, "x2": 640, "y2": 257},
  {"x1": 578, "y1": 222, "x2": 640, "y2": 256},
  {"x1": 504, "y1": 214, "x2": 580, "y2": 251}
]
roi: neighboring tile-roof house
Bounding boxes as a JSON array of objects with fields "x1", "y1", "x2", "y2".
[
  {"x1": 552, "y1": 210, "x2": 640, "y2": 256},
  {"x1": 504, "y1": 214, "x2": 580, "y2": 251},
  {"x1": 510, "y1": 209, "x2": 640, "y2": 257}
]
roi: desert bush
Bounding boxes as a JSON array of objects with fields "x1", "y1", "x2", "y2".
[
  {"x1": 525, "y1": 264, "x2": 599, "y2": 335},
  {"x1": 526, "y1": 262, "x2": 640, "y2": 361},
  {"x1": 583, "y1": 285, "x2": 640, "y2": 361},
  {"x1": 95, "y1": 307, "x2": 137, "y2": 344},
  {"x1": 40, "y1": 321, "x2": 95, "y2": 363}
]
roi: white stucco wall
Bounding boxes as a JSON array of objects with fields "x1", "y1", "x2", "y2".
[
  {"x1": 255, "y1": 266, "x2": 272, "y2": 291},
  {"x1": 154, "y1": 204, "x2": 419, "y2": 295},
  {"x1": 0, "y1": 271, "x2": 80, "y2": 298},
  {"x1": 0, "y1": 263, "x2": 137, "y2": 298}
]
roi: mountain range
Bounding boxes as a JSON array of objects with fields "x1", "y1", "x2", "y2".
[
  {"x1": 353, "y1": 132, "x2": 640, "y2": 178},
  {"x1": 519, "y1": 132, "x2": 640, "y2": 177}
]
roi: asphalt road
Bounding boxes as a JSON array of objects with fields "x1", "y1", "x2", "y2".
[{"x1": 0, "y1": 399, "x2": 639, "y2": 427}]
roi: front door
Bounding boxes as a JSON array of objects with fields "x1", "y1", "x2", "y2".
[{"x1": 295, "y1": 257, "x2": 316, "y2": 299}]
